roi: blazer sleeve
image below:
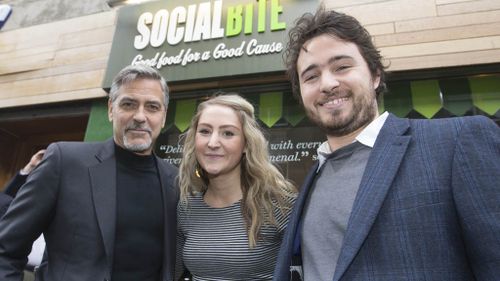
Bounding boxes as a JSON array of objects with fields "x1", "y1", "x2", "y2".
[
  {"x1": 0, "y1": 143, "x2": 60, "y2": 281},
  {"x1": 0, "y1": 194, "x2": 12, "y2": 219},
  {"x1": 451, "y1": 116, "x2": 500, "y2": 280},
  {"x1": 3, "y1": 173, "x2": 28, "y2": 198}
]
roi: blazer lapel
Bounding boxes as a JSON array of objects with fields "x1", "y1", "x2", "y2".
[
  {"x1": 291, "y1": 161, "x2": 319, "y2": 254},
  {"x1": 156, "y1": 159, "x2": 178, "y2": 281},
  {"x1": 274, "y1": 161, "x2": 320, "y2": 281},
  {"x1": 333, "y1": 115, "x2": 411, "y2": 281},
  {"x1": 89, "y1": 139, "x2": 117, "y2": 269}
]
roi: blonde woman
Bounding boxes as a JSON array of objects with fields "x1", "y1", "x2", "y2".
[{"x1": 176, "y1": 94, "x2": 297, "y2": 280}]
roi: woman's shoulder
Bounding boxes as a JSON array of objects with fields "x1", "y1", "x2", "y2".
[
  {"x1": 272, "y1": 193, "x2": 297, "y2": 230},
  {"x1": 178, "y1": 192, "x2": 204, "y2": 211}
]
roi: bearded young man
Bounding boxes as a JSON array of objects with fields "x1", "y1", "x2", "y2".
[
  {"x1": 274, "y1": 7, "x2": 500, "y2": 281},
  {"x1": 0, "y1": 65, "x2": 179, "y2": 281}
]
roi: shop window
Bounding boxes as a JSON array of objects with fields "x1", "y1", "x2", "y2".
[
  {"x1": 84, "y1": 70, "x2": 500, "y2": 187},
  {"x1": 155, "y1": 89, "x2": 325, "y2": 186},
  {"x1": 154, "y1": 73, "x2": 499, "y2": 186}
]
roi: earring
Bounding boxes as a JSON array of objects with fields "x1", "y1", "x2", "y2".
[{"x1": 195, "y1": 162, "x2": 202, "y2": 178}]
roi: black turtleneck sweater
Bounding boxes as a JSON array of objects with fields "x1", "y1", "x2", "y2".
[{"x1": 111, "y1": 145, "x2": 164, "y2": 281}]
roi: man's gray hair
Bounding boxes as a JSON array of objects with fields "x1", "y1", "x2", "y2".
[{"x1": 109, "y1": 64, "x2": 169, "y2": 108}]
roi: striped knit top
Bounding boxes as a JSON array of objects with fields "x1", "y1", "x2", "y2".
[{"x1": 177, "y1": 193, "x2": 294, "y2": 281}]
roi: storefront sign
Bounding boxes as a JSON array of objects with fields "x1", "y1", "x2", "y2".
[{"x1": 103, "y1": 0, "x2": 317, "y2": 88}]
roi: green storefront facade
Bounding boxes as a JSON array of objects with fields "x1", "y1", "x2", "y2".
[
  {"x1": 2, "y1": 0, "x2": 498, "y2": 188},
  {"x1": 77, "y1": 0, "x2": 500, "y2": 184},
  {"x1": 85, "y1": 68, "x2": 500, "y2": 185}
]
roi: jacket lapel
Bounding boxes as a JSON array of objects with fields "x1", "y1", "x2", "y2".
[
  {"x1": 156, "y1": 159, "x2": 178, "y2": 281},
  {"x1": 274, "y1": 161, "x2": 320, "y2": 281},
  {"x1": 333, "y1": 115, "x2": 411, "y2": 281},
  {"x1": 89, "y1": 139, "x2": 117, "y2": 269},
  {"x1": 291, "y1": 161, "x2": 320, "y2": 253}
]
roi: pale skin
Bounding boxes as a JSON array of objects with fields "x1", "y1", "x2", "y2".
[
  {"x1": 195, "y1": 105, "x2": 246, "y2": 208},
  {"x1": 108, "y1": 78, "x2": 166, "y2": 156},
  {"x1": 297, "y1": 34, "x2": 381, "y2": 151}
]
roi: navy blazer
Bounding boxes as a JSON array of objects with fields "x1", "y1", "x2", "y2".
[
  {"x1": 274, "y1": 114, "x2": 500, "y2": 281},
  {"x1": 0, "y1": 193, "x2": 12, "y2": 219},
  {"x1": 3, "y1": 173, "x2": 28, "y2": 198},
  {"x1": 1, "y1": 172, "x2": 28, "y2": 218},
  {"x1": 0, "y1": 139, "x2": 179, "y2": 281}
]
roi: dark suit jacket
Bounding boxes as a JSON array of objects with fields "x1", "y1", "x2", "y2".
[
  {"x1": 1, "y1": 172, "x2": 28, "y2": 218},
  {"x1": 274, "y1": 114, "x2": 500, "y2": 281},
  {"x1": 0, "y1": 139, "x2": 179, "y2": 281},
  {"x1": 0, "y1": 193, "x2": 12, "y2": 219},
  {"x1": 3, "y1": 173, "x2": 28, "y2": 198}
]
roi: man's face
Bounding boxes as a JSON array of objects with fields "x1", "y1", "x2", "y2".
[
  {"x1": 108, "y1": 78, "x2": 166, "y2": 155},
  {"x1": 297, "y1": 34, "x2": 380, "y2": 137}
]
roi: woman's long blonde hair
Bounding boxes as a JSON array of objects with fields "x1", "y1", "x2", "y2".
[{"x1": 179, "y1": 93, "x2": 297, "y2": 247}]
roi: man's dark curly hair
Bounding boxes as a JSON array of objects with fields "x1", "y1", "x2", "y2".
[{"x1": 284, "y1": 6, "x2": 387, "y2": 99}]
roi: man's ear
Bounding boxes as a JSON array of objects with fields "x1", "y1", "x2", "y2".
[
  {"x1": 108, "y1": 99, "x2": 113, "y2": 122},
  {"x1": 372, "y1": 70, "x2": 381, "y2": 90},
  {"x1": 161, "y1": 110, "x2": 167, "y2": 128}
]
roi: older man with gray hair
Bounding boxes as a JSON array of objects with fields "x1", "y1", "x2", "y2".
[{"x1": 0, "y1": 64, "x2": 179, "y2": 281}]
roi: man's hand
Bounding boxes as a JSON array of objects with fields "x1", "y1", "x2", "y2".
[{"x1": 20, "y1": 150, "x2": 46, "y2": 175}]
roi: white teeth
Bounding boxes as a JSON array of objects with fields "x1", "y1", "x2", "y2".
[{"x1": 324, "y1": 97, "x2": 348, "y2": 105}]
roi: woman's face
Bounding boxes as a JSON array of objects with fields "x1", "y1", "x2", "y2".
[{"x1": 195, "y1": 104, "x2": 246, "y2": 180}]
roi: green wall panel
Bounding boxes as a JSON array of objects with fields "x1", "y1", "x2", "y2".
[
  {"x1": 384, "y1": 81, "x2": 413, "y2": 117},
  {"x1": 259, "y1": 92, "x2": 283, "y2": 128},
  {"x1": 439, "y1": 77, "x2": 473, "y2": 116},
  {"x1": 410, "y1": 80, "x2": 442, "y2": 118},
  {"x1": 163, "y1": 98, "x2": 178, "y2": 133},
  {"x1": 283, "y1": 92, "x2": 305, "y2": 126},
  {"x1": 174, "y1": 99, "x2": 197, "y2": 133},
  {"x1": 84, "y1": 99, "x2": 113, "y2": 142},
  {"x1": 92, "y1": 73, "x2": 498, "y2": 139},
  {"x1": 469, "y1": 75, "x2": 500, "y2": 115}
]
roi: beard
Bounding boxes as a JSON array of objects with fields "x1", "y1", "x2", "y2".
[
  {"x1": 305, "y1": 89, "x2": 378, "y2": 137},
  {"x1": 122, "y1": 122, "x2": 153, "y2": 153},
  {"x1": 123, "y1": 137, "x2": 152, "y2": 153}
]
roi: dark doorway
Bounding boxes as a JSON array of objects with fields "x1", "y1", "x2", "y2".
[{"x1": 0, "y1": 103, "x2": 89, "y2": 189}]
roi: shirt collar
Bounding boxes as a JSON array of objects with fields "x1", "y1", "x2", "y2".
[{"x1": 316, "y1": 111, "x2": 389, "y2": 171}]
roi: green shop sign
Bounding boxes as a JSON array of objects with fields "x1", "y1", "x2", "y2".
[{"x1": 103, "y1": 0, "x2": 317, "y2": 88}]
